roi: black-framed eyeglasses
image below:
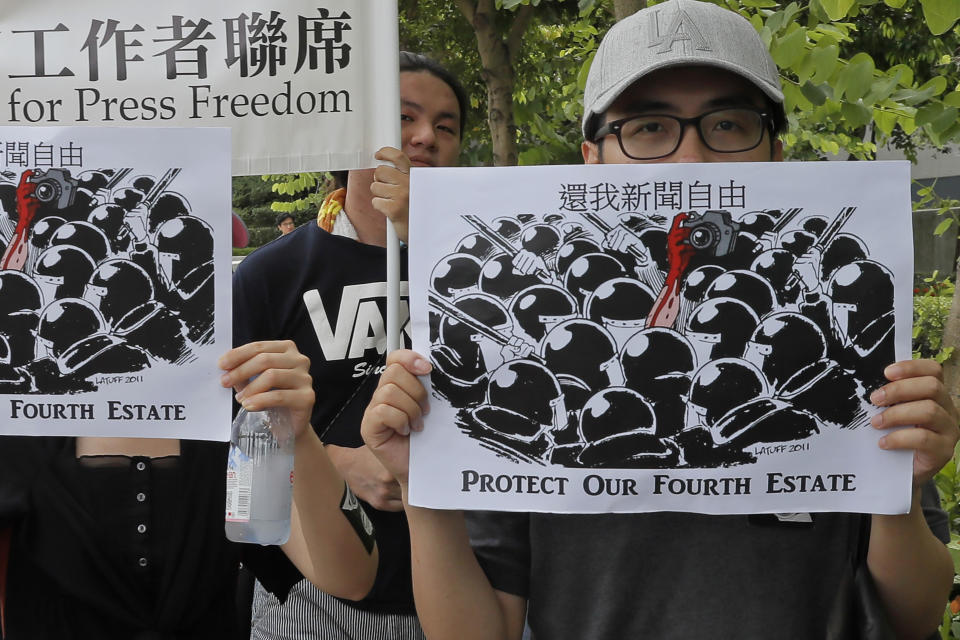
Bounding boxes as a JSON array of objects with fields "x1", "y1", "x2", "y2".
[{"x1": 593, "y1": 107, "x2": 772, "y2": 160}]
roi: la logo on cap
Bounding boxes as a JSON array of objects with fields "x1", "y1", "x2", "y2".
[{"x1": 648, "y1": 5, "x2": 711, "y2": 55}]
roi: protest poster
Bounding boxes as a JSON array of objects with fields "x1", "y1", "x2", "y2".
[
  {"x1": 0, "y1": 125, "x2": 232, "y2": 440},
  {"x1": 407, "y1": 161, "x2": 915, "y2": 515},
  {"x1": 0, "y1": 1, "x2": 399, "y2": 174}
]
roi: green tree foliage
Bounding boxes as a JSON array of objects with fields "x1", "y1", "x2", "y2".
[
  {"x1": 233, "y1": 173, "x2": 333, "y2": 248},
  {"x1": 261, "y1": 173, "x2": 329, "y2": 215},
  {"x1": 405, "y1": 0, "x2": 960, "y2": 164}
]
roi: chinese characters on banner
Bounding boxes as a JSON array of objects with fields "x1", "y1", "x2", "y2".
[
  {"x1": 558, "y1": 179, "x2": 747, "y2": 213},
  {"x1": 0, "y1": 2, "x2": 400, "y2": 174},
  {"x1": 0, "y1": 126, "x2": 232, "y2": 440},
  {"x1": 407, "y1": 161, "x2": 915, "y2": 515}
]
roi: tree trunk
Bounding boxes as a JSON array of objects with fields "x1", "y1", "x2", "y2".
[
  {"x1": 457, "y1": 0, "x2": 533, "y2": 166},
  {"x1": 942, "y1": 260, "x2": 960, "y2": 409},
  {"x1": 613, "y1": 0, "x2": 646, "y2": 21}
]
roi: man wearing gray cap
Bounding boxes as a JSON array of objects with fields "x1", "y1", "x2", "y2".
[{"x1": 361, "y1": 1, "x2": 958, "y2": 638}]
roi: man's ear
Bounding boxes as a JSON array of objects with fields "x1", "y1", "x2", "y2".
[
  {"x1": 772, "y1": 139, "x2": 783, "y2": 162},
  {"x1": 582, "y1": 140, "x2": 602, "y2": 164}
]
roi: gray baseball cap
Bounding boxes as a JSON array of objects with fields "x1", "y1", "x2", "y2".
[{"x1": 582, "y1": 0, "x2": 783, "y2": 139}]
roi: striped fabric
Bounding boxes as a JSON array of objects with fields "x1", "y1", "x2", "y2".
[{"x1": 250, "y1": 579, "x2": 425, "y2": 640}]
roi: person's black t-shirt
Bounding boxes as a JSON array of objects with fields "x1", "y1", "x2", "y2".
[{"x1": 233, "y1": 222, "x2": 415, "y2": 613}]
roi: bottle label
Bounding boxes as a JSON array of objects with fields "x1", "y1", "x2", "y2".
[{"x1": 225, "y1": 443, "x2": 253, "y2": 523}]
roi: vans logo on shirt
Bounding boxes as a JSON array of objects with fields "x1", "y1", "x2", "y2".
[{"x1": 303, "y1": 282, "x2": 411, "y2": 361}]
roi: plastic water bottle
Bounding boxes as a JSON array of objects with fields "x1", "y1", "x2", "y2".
[{"x1": 225, "y1": 407, "x2": 294, "y2": 545}]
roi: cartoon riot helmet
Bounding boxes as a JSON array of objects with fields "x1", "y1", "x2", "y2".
[
  {"x1": 0, "y1": 270, "x2": 43, "y2": 316},
  {"x1": 479, "y1": 253, "x2": 541, "y2": 301},
  {"x1": 36, "y1": 297, "x2": 106, "y2": 360},
  {"x1": 88, "y1": 204, "x2": 133, "y2": 254},
  {"x1": 455, "y1": 234, "x2": 498, "y2": 262},
  {"x1": 827, "y1": 260, "x2": 894, "y2": 342},
  {"x1": 621, "y1": 328, "x2": 696, "y2": 389},
  {"x1": 113, "y1": 186, "x2": 146, "y2": 212},
  {"x1": 686, "y1": 357, "x2": 768, "y2": 430},
  {"x1": 471, "y1": 359, "x2": 567, "y2": 441},
  {"x1": 34, "y1": 245, "x2": 97, "y2": 304},
  {"x1": 578, "y1": 387, "x2": 656, "y2": 443},
  {"x1": 49, "y1": 221, "x2": 111, "y2": 264},
  {"x1": 780, "y1": 229, "x2": 817, "y2": 258},
  {"x1": 750, "y1": 249, "x2": 799, "y2": 305},
  {"x1": 520, "y1": 224, "x2": 562, "y2": 261},
  {"x1": 738, "y1": 211, "x2": 777, "y2": 237},
  {"x1": 155, "y1": 215, "x2": 214, "y2": 293},
  {"x1": 556, "y1": 238, "x2": 602, "y2": 277},
  {"x1": 620, "y1": 327, "x2": 696, "y2": 436},
  {"x1": 509, "y1": 284, "x2": 578, "y2": 345},
  {"x1": 820, "y1": 233, "x2": 868, "y2": 283},
  {"x1": 148, "y1": 191, "x2": 191, "y2": 235},
  {"x1": 439, "y1": 293, "x2": 512, "y2": 372},
  {"x1": 703, "y1": 269, "x2": 777, "y2": 319},
  {"x1": 685, "y1": 297, "x2": 760, "y2": 365},
  {"x1": 431, "y1": 253, "x2": 483, "y2": 299},
  {"x1": 575, "y1": 387, "x2": 679, "y2": 468},
  {"x1": 491, "y1": 216, "x2": 523, "y2": 243},
  {"x1": 130, "y1": 175, "x2": 157, "y2": 194},
  {"x1": 722, "y1": 230, "x2": 762, "y2": 267},
  {"x1": 57, "y1": 187, "x2": 97, "y2": 222},
  {"x1": 680, "y1": 265, "x2": 725, "y2": 308},
  {"x1": 0, "y1": 182, "x2": 16, "y2": 219},
  {"x1": 744, "y1": 312, "x2": 827, "y2": 391},
  {"x1": 563, "y1": 252, "x2": 625, "y2": 308},
  {"x1": 540, "y1": 319, "x2": 624, "y2": 414},
  {"x1": 801, "y1": 216, "x2": 829, "y2": 238},
  {"x1": 0, "y1": 271, "x2": 43, "y2": 365},
  {"x1": 84, "y1": 259, "x2": 154, "y2": 328},
  {"x1": 634, "y1": 227, "x2": 669, "y2": 272},
  {"x1": 584, "y1": 277, "x2": 656, "y2": 347},
  {"x1": 30, "y1": 216, "x2": 67, "y2": 255},
  {"x1": 76, "y1": 170, "x2": 111, "y2": 193}
]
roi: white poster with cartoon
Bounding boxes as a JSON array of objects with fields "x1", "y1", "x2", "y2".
[
  {"x1": 408, "y1": 161, "x2": 914, "y2": 515},
  {"x1": 0, "y1": 125, "x2": 231, "y2": 440}
]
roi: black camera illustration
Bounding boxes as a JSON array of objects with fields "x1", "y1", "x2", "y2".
[
  {"x1": 27, "y1": 168, "x2": 78, "y2": 210},
  {"x1": 682, "y1": 209, "x2": 740, "y2": 257}
]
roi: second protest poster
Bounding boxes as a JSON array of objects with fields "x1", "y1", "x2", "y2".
[
  {"x1": 0, "y1": 126, "x2": 232, "y2": 441},
  {"x1": 408, "y1": 161, "x2": 914, "y2": 515}
]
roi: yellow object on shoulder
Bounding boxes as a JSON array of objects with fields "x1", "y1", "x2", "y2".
[{"x1": 317, "y1": 188, "x2": 346, "y2": 232}]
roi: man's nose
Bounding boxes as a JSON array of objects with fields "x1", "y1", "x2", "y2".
[
  {"x1": 408, "y1": 121, "x2": 436, "y2": 148},
  {"x1": 669, "y1": 124, "x2": 709, "y2": 163}
]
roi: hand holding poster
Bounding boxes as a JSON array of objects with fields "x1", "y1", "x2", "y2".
[
  {"x1": 0, "y1": 1, "x2": 400, "y2": 174},
  {"x1": 0, "y1": 125, "x2": 231, "y2": 440},
  {"x1": 407, "y1": 161, "x2": 915, "y2": 515}
]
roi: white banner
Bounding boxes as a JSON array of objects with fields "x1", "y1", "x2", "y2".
[
  {"x1": 408, "y1": 161, "x2": 915, "y2": 515},
  {"x1": 0, "y1": 1, "x2": 400, "y2": 175},
  {"x1": 0, "y1": 125, "x2": 232, "y2": 440}
]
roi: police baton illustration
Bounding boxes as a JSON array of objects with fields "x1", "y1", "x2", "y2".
[
  {"x1": 427, "y1": 290, "x2": 545, "y2": 364},
  {"x1": 769, "y1": 207, "x2": 804, "y2": 234},
  {"x1": 785, "y1": 206, "x2": 857, "y2": 290},
  {"x1": 578, "y1": 210, "x2": 654, "y2": 266},
  {"x1": 142, "y1": 168, "x2": 182, "y2": 210},
  {"x1": 102, "y1": 168, "x2": 133, "y2": 194},
  {"x1": 462, "y1": 214, "x2": 553, "y2": 283}
]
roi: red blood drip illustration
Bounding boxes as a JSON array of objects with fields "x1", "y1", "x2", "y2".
[
  {"x1": 645, "y1": 212, "x2": 695, "y2": 328},
  {"x1": 0, "y1": 171, "x2": 40, "y2": 271}
]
